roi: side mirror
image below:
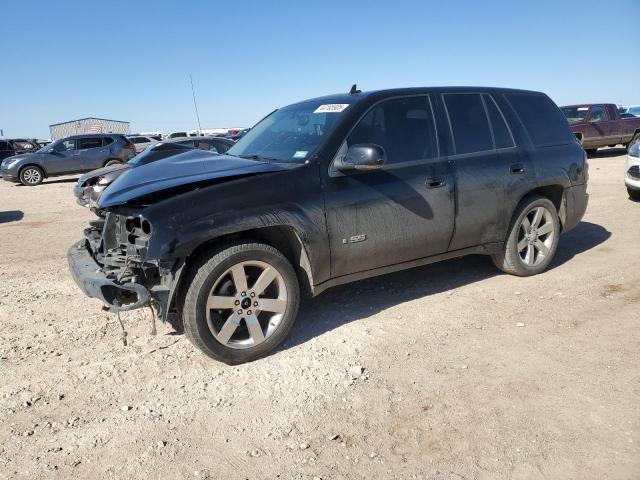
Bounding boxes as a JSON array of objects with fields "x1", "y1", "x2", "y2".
[{"x1": 337, "y1": 143, "x2": 385, "y2": 172}]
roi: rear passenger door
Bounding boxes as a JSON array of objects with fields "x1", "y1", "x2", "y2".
[
  {"x1": 79, "y1": 137, "x2": 108, "y2": 171},
  {"x1": 444, "y1": 92, "x2": 530, "y2": 251},
  {"x1": 323, "y1": 95, "x2": 455, "y2": 277}
]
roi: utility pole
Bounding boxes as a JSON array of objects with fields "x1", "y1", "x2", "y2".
[{"x1": 190, "y1": 74, "x2": 203, "y2": 135}]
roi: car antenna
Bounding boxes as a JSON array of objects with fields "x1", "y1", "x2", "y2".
[{"x1": 350, "y1": 84, "x2": 361, "y2": 95}]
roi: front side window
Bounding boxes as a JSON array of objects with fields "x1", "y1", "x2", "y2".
[
  {"x1": 52, "y1": 139, "x2": 77, "y2": 152},
  {"x1": 589, "y1": 106, "x2": 607, "y2": 123},
  {"x1": 444, "y1": 93, "x2": 493, "y2": 155},
  {"x1": 79, "y1": 137, "x2": 103, "y2": 149},
  {"x1": 0, "y1": 141, "x2": 8, "y2": 150},
  {"x1": 227, "y1": 100, "x2": 352, "y2": 163},
  {"x1": 347, "y1": 96, "x2": 437, "y2": 164}
]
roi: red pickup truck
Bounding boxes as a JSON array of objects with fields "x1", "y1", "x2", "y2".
[{"x1": 560, "y1": 103, "x2": 640, "y2": 154}]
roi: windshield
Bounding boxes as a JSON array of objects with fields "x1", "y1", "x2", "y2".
[
  {"x1": 38, "y1": 139, "x2": 62, "y2": 153},
  {"x1": 226, "y1": 100, "x2": 351, "y2": 162},
  {"x1": 561, "y1": 107, "x2": 589, "y2": 123}
]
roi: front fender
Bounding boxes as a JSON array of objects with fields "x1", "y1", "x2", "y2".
[{"x1": 139, "y1": 163, "x2": 329, "y2": 284}]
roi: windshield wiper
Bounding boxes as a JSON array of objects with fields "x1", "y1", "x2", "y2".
[{"x1": 237, "y1": 154, "x2": 278, "y2": 162}]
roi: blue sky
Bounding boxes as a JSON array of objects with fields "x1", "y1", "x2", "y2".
[{"x1": 2, "y1": 0, "x2": 639, "y2": 138}]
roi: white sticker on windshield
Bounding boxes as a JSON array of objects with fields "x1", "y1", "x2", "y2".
[
  {"x1": 293, "y1": 150, "x2": 308, "y2": 159},
  {"x1": 577, "y1": 107, "x2": 588, "y2": 111},
  {"x1": 313, "y1": 104, "x2": 350, "y2": 113}
]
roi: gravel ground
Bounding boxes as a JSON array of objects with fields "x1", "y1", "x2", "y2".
[{"x1": 0, "y1": 149, "x2": 638, "y2": 480}]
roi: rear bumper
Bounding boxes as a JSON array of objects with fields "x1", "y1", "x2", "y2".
[
  {"x1": 67, "y1": 240, "x2": 151, "y2": 312},
  {"x1": 562, "y1": 183, "x2": 589, "y2": 233}
]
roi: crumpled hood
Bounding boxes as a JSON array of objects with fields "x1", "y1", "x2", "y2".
[
  {"x1": 98, "y1": 149, "x2": 292, "y2": 208},
  {"x1": 77, "y1": 163, "x2": 130, "y2": 186}
]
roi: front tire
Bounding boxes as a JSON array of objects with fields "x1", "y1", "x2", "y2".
[
  {"x1": 628, "y1": 187, "x2": 640, "y2": 201},
  {"x1": 585, "y1": 148, "x2": 598, "y2": 155},
  {"x1": 19, "y1": 166, "x2": 44, "y2": 186},
  {"x1": 182, "y1": 242, "x2": 300, "y2": 364},
  {"x1": 492, "y1": 196, "x2": 560, "y2": 276}
]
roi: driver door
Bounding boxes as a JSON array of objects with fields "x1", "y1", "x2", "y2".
[
  {"x1": 44, "y1": 139, "x2": 80, "y2": 174},
  {"x1": 322, "y1": 95, "x2": 455, "y2": 278}
]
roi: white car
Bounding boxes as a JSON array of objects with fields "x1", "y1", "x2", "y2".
[
  {"x1": 626, "y1": 142, "x2": 640, "y2": 200},
  {"x1": 127, "y1": 135, "x2": 159, "y2": 154}
]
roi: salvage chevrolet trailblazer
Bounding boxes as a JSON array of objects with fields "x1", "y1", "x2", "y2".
[{"x1": 68, "y1": 86, "x2": 589, "y2": 364}]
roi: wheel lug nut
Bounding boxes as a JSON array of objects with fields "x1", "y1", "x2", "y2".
[
  {"x1": 241, "y1": 292, "x2": 246, "y2": 297},
  {"x1": 235, "y1": 300, "x2": 240, "y2": 306},
  {"x1": 237, "y1": 309, "x2": 242, "y2": 315},
  {"x1": 254, "y1": 301, "x2": 258, "y2": 307},
  {"x1": 250, "y1": 292, "x2": 255, "y2": 297},
  {"x1": 247, "y1": 310, "x2": 252, "y2": 315}
]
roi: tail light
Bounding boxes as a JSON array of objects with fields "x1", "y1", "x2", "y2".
[{"x1": 123, "y1": 142, "x2": 134, "y2": 150}]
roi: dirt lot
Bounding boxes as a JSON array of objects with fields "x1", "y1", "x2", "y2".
[{"x1": 0, "y1": 149, "x2": 638, "y2": 480}]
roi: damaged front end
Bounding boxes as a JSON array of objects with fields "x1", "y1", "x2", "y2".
[
  {"x1": 74, "y1": 165, "x2": 129, "y2": 214},
  {"x1": 67, "y1": 211, "x2": 175, "y2": 317}
]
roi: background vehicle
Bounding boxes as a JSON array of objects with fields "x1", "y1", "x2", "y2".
[
  {"x1": 74, "y1": 136, "x2": 234, "y2": 211},
  {"x1": 561, "y1": 103, "x2": 640, "y2": 154},
  {"x1": 0, "y1": 138, "x2": 40, "y2": 161},
  {"x1": 620, "y1": 105, "x2": 640, "y2": 117},
  {"x1": 127, "y1": 135, "x2": 160, "y2": 154},
  {"x1": 1, "y1": 134, "x2": 135, "y2": 186},
  {"x1": 625, "y1": 142, "x2": 640, "y2": 200},
  {"x1": 226, "y1": 128, "x2": 251, "y2": 141},
  {"x1": 69, "y1": 86, "x2": 588, "y2": 365}
]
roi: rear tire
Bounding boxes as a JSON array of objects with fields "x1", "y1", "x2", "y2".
[
  {"x1": 628, "y1": 187, "x2": 640, "y2": 201},
  {"x1": 182, "y1": 242, "x2": 300, "y2": 364},
  {"x1": 492, "y1": 196, "x2": 560, "y2": 276},
  {"x1": 19, "y1": 166, "x2": 44, "y2": 186},
  {"x1": 585, "y1": 148, "x2": 598, "y2": 155},
  {"x1": 104, "y1": 159, "x2": 122, "y2": 167}
]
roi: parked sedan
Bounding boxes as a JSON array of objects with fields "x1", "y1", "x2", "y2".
[
  {"x1": 127, "y1": 135, "x2": 160, "y2": 154},
  {"x1": 1, "y1": 134, "x2": 135, "y2": 186},
  {"x1": 74, "y1": 137, "x2": 233, "y2": 213}
]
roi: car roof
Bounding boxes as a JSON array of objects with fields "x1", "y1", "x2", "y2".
[
  {"x1": 63, "y1": 133, "x2": 122, "y2": 140},
  {"x1": 294, "y1": 86, "x2": 546, "y2": 107},
  {"x1": 167, "y1": 136, "x2": 231, "y2": 142},
  {"x1": 560, "y1": 103, "x2": 614, "y2": 108}
]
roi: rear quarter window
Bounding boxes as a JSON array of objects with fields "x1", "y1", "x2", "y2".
[{"x1": 505, "y1": 93, "x2": 574, "y2": 147}]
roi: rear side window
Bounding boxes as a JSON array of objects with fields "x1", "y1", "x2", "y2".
[
  {"x1": 483, "y1": 94, "x2": 514, "y2": 149},
  {"x1": 103, "y1": 137, "x2": 114, "y2": 146},
  {"x1": 506, "y1": 93, "x2": 574, "y2": 147},
  {"x1": 443, "y1": 93, "x2": 493, "y2": 155},
  {"x1": 348, "y1": 95, "x2": 438, "y2": 164},
  {"x1": 606, "y1": 105, "x2": 618, "y2": 120},
  {"x1": 79, "y1": 137, "x2": 103, "y2": 149}
]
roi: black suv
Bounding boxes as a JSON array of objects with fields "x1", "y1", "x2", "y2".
[
  {"x1": 0, "y1": 138, "x2": 40, "y2": 161},
  {"x1": 68, "y1": 86, "x2": 588, "y2": 364}
]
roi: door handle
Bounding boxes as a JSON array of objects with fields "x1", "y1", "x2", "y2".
[
  {"x1": 510, "y1": 164, "x2": 525, "y2": 174},
  {"x1": 426, "y1": 178, "x2": 446, "y2": 188}
]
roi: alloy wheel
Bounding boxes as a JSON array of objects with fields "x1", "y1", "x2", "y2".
[
  {"x1": 205, "y1": 260, "x2": 288, "y2": 349},
  {"x1": 22, "y1": 168, "x2": 41, "y2": 185},
  {"x1": 516, "y1": 206, "x2": 556, "y2": 267}
]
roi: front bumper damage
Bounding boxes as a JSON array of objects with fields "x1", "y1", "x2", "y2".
[
  {"x1": 67, "y1": 213, "x2": 179, "y2": 318},
  {"x1": 67, "y1": 241, "x2": 151, "y2": 312}
]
